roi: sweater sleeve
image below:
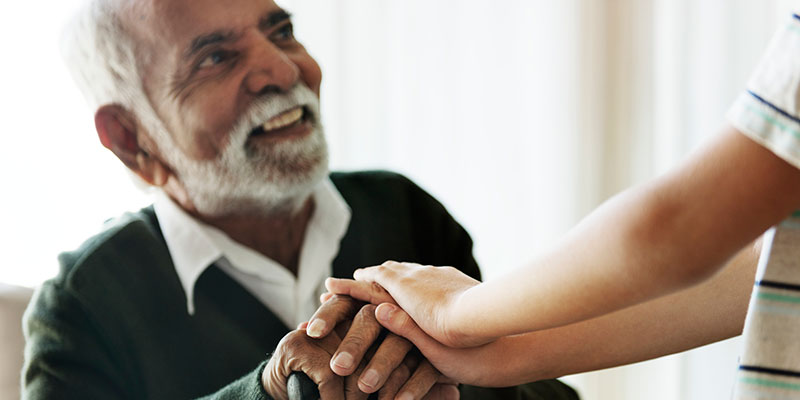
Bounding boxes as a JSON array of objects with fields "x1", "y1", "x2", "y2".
[
  {"x1": 197, "y1": 362, "x2": 271, "y2": 400},
  {"x1": 23, "y1": 282, "x2": 275, "y2": 400},
  {"x1": 23, "y1": 282, "x2": 136, "y2": 399}
]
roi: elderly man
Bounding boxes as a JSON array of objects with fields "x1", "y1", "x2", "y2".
[{"x1": 22, "y1": 0, "x2": 579, "y2": 399}]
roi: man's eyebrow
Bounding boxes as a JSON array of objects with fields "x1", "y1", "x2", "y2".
[
  {"x1": 182, "y1": 11, "x2": 291, "y2": 61},
  {"x1": 184, "y1": 30, "x2": 240, "y2": 60},
  {"x1": 259, "y1": 10, "x2": 292, "y2": 30}
]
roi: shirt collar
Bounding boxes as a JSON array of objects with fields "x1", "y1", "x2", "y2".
[{"x1": 153, "y1": 178, "x2": 351, "y2": 315}]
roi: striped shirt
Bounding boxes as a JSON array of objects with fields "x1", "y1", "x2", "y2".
[{"x1": 728, "y1": 12, "x2": 800, "y2": 400}]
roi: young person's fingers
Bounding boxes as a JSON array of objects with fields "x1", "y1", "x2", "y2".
[
  {"x1": 325, "y1": 277, "x2": 397, "y2": 306},
  {"x1": 320, "y1": 292, "x2": 335, "y2": 303},
  {"x1": 352, "y1": 260, "x2": 412, "y2": 289}
]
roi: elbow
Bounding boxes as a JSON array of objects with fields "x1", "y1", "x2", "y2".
[{"x1": 622, "y1": 187, "x2": 719, "y2": 292}]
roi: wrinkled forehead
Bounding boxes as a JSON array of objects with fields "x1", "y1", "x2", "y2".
[{"x1": 123, "y1": 0, "x2": 282, "y2": 72}]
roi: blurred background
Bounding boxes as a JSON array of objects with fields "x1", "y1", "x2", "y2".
[{"x1": 1, "y1": 0, "x2": 799, "y2": 398}]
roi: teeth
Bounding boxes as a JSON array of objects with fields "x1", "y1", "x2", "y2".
[{"x1": 262, "y1": 107, "x2": 304, "y2": 131}]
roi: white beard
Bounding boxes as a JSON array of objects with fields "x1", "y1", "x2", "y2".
[{"x1": 142, "y1": 83, "x2": 329, "y2": 217}]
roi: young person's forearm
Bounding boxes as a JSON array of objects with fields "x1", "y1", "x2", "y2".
[
  {"x1": 482, "y1": 240, "x2": 758, "y2": 387},
  {"x1": 456, "y1": 128, "x2": 800, "y2": 340}
]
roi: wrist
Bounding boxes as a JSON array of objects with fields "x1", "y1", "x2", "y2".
[
  {"x1": 495, "y1": 334, "x2": 552, "y2": 386},
  {"x1": 445, "y1": 284, "x2": 490, "y2": 347}
]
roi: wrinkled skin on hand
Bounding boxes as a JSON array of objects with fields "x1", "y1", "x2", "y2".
[{"x1": 262, "y1": 294, "x2": 458, "y2": 400}]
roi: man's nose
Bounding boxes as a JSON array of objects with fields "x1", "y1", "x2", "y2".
[{"x1": 243, "y1": 35, "x2": 300, "y2": 95}]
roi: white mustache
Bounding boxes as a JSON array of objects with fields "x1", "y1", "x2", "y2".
[{"x1": 229, "y1": 84, "x2": 320, "y2": 145}]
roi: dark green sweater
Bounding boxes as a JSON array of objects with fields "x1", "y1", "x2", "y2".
[{"x1": 23, "y1": 171, "x2": 578, "y2": 400}]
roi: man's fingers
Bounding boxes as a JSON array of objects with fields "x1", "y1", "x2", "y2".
[
  {"x1": 264, "y1": 330, "x2": 345, "y2": 400},
  {"x1": 422, "y1": 384, "x2": 460, "y2": 400},
  {"x1": 357, "y1": 333, "x2": 414, "y2": 393},
  {"x1": 306, "y1": 294, "x2": 361, "y2": 339},
  {"x1": 330, "y1": 304, "x2": 383, "y2": 376},
  {"x1": 344, "y1": 343, "x2": 377, "y2": 400},
  {"x1": 396, "y1": 360, "x2": 441, "y2": 400},
  {"x1": 302, "y1": 363, "x2": 345, "y2": 400},
  {"x1": 343, "y1": 378, "x2": 370, "y2": 400},
  {"x1": 377, "y1": 356, "x2": 419, "y2": 400},
  {"x1": 292, "y1": 336, "x2": 345, "y2": 398},
  {"x1": 334, "y1": 318, "x2": 353, "y2": 339},
  {"x1": 284, "y1": 328, "x2": 342, "y2": 358},
  {"x1": 314, "y1": 373, "x2": 346, "y2": 400},
  {"x1": 325, "y1": 278, "x2": 397, "y2": 306}
]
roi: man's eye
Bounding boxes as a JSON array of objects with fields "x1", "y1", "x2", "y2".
[
  {"x1": 273, "y1": 23, "x2": 295, "y2": 41},
  {"x1": 197, "y1": 50, "x2": 234, "y2": 69}
]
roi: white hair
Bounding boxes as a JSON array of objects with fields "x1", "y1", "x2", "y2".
[
  {"x1": 61, "y1": 0, "x2": 185, "y2": 191},
  {"x1": 62, "y1": 0, "x2": 167, "y2": 191},
  {"x1": 61, "y1": 0, "x2": 151, "y2": 117},
  {"x1": 62, "y1": 0, "x2": 179, "y2": 157}
]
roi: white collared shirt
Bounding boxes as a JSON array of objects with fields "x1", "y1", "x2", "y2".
[{"x1": 153, "y1": 179, "x2": 351, "y2": 328}]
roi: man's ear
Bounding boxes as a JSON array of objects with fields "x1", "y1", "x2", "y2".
[{"x1": 94, "y1": 105, "x2": 170, "y2": 187}]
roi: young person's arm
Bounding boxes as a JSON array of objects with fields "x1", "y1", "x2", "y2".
[{"x1": 348, "y1": 240, "x2": 759, "y2": 387}]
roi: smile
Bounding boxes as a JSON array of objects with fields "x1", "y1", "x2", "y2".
[
  {"x1": 263, "y1": 107, "x2": 305, "y2": 131},
  {"x1": 251, "y1": 106, "x2": 306, "y2": 135},
  {"x1": 248, "y1": 106, "x2": 312, "y2": 142}
]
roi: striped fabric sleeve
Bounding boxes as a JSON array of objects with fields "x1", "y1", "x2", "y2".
[
  {"x1": 733, "y1": 216, "x2": 800, "y2": 399},
  {"x1": 727, "y1": 13, "x2": 800, "y2": 170}
]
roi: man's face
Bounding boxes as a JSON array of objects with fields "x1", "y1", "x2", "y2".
[{"x1": 127, "y1": 0, "x2": 327, "y2": 216}]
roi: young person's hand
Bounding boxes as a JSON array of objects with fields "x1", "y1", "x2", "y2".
[
  {"x1": 325, "y1": 261, "x2": 493, "y2": 348},
  {"x1": 368, "y1": 302, "x2": 521, "y2": 387}
]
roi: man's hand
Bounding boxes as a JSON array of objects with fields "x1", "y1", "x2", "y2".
[
  {"x1": 303, "y1": 294, "x2": 459, "y2": 399},
  {"x1": 262, "y1": 328, "x2": 346, "y2": 400}
]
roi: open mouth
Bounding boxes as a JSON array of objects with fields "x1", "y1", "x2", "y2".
[{"x1": 249, "y1": 106, "x2": 310, "y2": 138}]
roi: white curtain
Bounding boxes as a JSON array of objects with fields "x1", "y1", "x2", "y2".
[
  {"x1": 0, "y1": 1, "x2": 153, "y2": 288},
  {"x1": 1, "y1": 0, "x2": 799, "y2": 398}
]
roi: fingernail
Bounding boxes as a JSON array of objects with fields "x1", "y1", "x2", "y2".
[
  {"x1": 332, "y1": 352, "x2": 353, "y2": 370},
  {"x1": 306, "y1": 319, "x2": 326, "y2": 338},
  {"x1": 360, "y1": 369, "x2": 380, "y2": 389},
  {"x1": 376, "y1": 303, "x2": 398, "y2": 322},
  {"x1": 397, "y1": 392, "x2": 414, "y2": 400}
]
